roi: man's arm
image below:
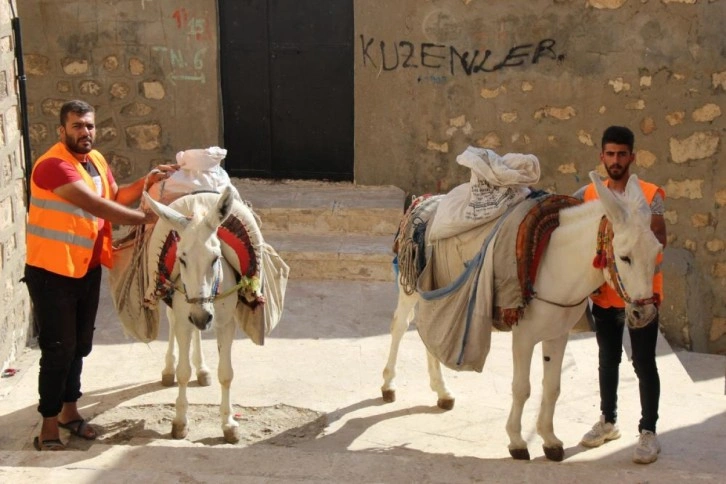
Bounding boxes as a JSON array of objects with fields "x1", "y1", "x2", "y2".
[
  {"x1": 651, "y1": 214, "x2": 667, "y2": 248},
  {"x1": 112, "y1": 163, "x2": 180, "y2": 206},
  {"x1": 649, "y1": 192, "x2": 667, "y2": 248},
  {"x1": 54, "y1": 181, "x2": 155, "y2": 225},
  {"x1": 572, "y1": 185, "x2": 586, "y2": 201}
]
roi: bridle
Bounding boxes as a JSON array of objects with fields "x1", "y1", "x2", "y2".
[
  {"x1": 593, "y1": 216, "x2": 660, "y2": 307},
  {"x1": 173, "y1": 257, "x2": 254, "y2": 304}
]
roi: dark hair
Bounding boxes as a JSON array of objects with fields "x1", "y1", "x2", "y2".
[
  {"x1": 601, "y1": 125, "x2": 634, "y2": 151},
  {"x1": 60, "y1": 100, "x2": 94, "y2": 126}
]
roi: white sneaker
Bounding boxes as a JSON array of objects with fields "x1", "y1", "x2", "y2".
[
  {"x1": 580, "y1": 415, "x2": 621, "y2": 447},
  {"x1": 633, "y1": 430, "x2": 661, "y2": 464}
]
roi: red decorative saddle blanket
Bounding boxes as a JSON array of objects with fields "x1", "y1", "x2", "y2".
[{"x1": 492, "y1": 193, "x2": 582, "y2": 327}]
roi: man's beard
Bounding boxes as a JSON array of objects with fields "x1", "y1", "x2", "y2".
[
  {"x1": 606, "y1": 164, "x2": 627, "y2": 180},
  {"x1": 65, "y1": 134, "x2": 93, "y2": 155}
]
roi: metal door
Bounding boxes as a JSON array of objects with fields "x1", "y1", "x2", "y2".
[{"x1": 219, "y1": 0, "x2": 353, "y2": 180}]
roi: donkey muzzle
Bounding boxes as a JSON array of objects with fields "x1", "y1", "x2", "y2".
[
  {"x1": 625, "y1": 302, "x2": 658, "y2": 330},
  {"x1": 188, "y1": 306, "x2": 214, "y2": 331}
]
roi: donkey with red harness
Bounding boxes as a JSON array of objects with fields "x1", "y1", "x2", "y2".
[{"x1": 144, "y1": 187, "x2": 266, "y2": 443}]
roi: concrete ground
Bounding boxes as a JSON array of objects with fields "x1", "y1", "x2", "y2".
[
  {"x1": 1, "y1": 179, "x2": 724, "y2": 483},
  {"x1": 0, "y1": 275, "x2": 724, "y2": 483}
]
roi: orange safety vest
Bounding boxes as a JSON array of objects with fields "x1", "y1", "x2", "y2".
[
  {"x1": 26, "y1": 142, "x2": 114, "y2": 277},
  {"x1": 584, "y1": 178, "x2": 664, "y2": 308}
]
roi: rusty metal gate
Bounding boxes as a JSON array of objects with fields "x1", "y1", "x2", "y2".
[{"x1": 219, "y1": 0, "x2": 354, "y2": 180}]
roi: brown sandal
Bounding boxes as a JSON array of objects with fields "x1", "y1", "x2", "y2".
[
  {"x1": 33, "y1": 436, "x2": 66, "y2": 451},
  {"x1": 58, "y1": 418, "x2": 97, "y2": 440}
]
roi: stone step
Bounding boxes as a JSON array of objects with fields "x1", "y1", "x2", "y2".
[
  {"x1": 232, "y1": 179, "x2": 406, "y2": 236},
  {"x1": 264, "y1": 231, "x2": 395, "y2": 281}
]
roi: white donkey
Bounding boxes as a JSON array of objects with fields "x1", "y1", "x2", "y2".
[
  {"x1": 382, "y1": 172, "x2": 662, "y2": 461},
  {"x1": 144, "y1": 187, "x2": 263, "y2": 444}
]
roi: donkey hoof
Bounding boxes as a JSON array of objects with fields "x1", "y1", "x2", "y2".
[
  {"x1": 161, "y1": 373, "x2": 175, "y2": 387},
  {"x1": 509, "y1": 447, "x2": 531, "y2": 460},
  {"x1": 437, "y1": 398, "x2": 455, "y2": 410},
  {"x1": 223, "y1": 426, "x2": 240, "y2": 444},
  {"x1": 382, "y1": 389, "x2": 396, "y2": 403},
  {"x1": 171, "y1": 422, "x2": 188, "y2": 440},
  {"x1": 543, "y1": 445, "x2": 565, "y2": 462},
  {"x1": 197, "y1": 371, "x2": 212, "y2": 387}
]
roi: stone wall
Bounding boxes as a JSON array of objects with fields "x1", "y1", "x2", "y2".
[
  {"x1": 17, "y1": 0, "x2": 220, "y2": 182},
  {"x1": 12, "y1": 0, "x2": 725, "y2": 356},
  {"x1": 354, "y1": 0, "x2": 725, "y2": 355},
  {"x1": 0, "y1": 0, "x2": 31, "y2": 372}
]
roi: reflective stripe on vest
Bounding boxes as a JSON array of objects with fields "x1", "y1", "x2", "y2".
[
  {"x1": 584, "y1": 178, "x2": 665, "y2": 308},
  {"x1": 26, "y1": 224, "x2": 95, "y2": 249},
  {"x1": 26, "y1": 142, "x2": 113, "y2": 277},
  {"x1": 30, "y1": 196, "x2": 97, "y2": 221}
]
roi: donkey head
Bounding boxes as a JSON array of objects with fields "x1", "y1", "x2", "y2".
[
  {"x1": 144, "y1": 187, "x2": 236, "y2": 330},
  {"x1": 591, "y1": 172, "x2": 662, "y2": 329}
]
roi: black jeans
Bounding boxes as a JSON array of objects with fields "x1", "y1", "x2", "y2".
[
  {"x1": 592, "y1": 304, "x2": 660, "y2": 433},
  {"x1": 24, "y1": 265, "x2": 101, "y2": 418}
]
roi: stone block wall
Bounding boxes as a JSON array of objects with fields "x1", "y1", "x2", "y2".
[
  {"x1": 11, "y1": 0, "x2": 726, "y2": 356},
  {"x1": 355, "y1": 0, "x2": 725, "y2": 355},
  {"x1": 17, "y1": 0, "x2": 220, "y2": 184},
  {"x1": 0, "y1": 0, "x2": 31, "y2": 372}
]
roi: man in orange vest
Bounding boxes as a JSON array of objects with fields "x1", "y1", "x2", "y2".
[
  {"x1": 573, "y1": 126, "x2": 667, "y2": 464},
  {"x1": 24, "y1": 100, "x2": 179, "y2": 451}
]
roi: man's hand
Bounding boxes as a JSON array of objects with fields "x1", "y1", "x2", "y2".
[
  {"x1": 141, "y1": 208, "x2": 159, "y2": 225},
  {"x1": 146, "y1": 163, "x2": 180, "y2": 187}
]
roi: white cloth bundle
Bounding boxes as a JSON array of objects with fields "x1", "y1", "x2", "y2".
[
  {"x1": 147, "y1": 146, "x2": 239, "y2": 204},
  {"x1": 428, "y1": 147, "x2": 540, "y2": 241}
]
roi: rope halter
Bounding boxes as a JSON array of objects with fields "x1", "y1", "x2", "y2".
[
  {"x1": 593, "y1": 216, "x2": 660, "y2": 307},
  {"x1": 172, "y1": 257, "x2": 262, "y2": 305}
]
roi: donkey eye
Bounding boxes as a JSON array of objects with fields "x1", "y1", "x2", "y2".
[
  {"x1": 619, "y1": 256, "x2": 631, "y2": 265},
  {"x1": 179, "y1": 258, "x2": 187, "y2": 267}
]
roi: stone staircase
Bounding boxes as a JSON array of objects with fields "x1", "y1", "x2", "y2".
[{"x1": 231, "y1": 179, "x2": 405, "y2": 282}]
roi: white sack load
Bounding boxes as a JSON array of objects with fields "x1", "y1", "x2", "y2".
[
  {"x1": 109, "y1": 226, "x2": 160, "y2": 343},
  {"x1": 236, "y1": 242, "x2": 290, "y2": 345},
  {"x1": 428, "y1": 147, "x2": 540, "y2": 241},
  {"x1": 147, "y1": 146, "x2": 239, "y2": 204}
]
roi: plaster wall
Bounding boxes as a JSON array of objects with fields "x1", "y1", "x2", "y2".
[{"x1": 0, "y1": 0, "x2": 31, "y2": 372}]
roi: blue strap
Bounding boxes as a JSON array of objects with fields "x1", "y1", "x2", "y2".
[{"x1": 412, "y1": 202, "x2": 519, "y2": 367}]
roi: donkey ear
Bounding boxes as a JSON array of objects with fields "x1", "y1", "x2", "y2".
[
  {"x1": 624, "y1": 174, "x2": 652, "y2": 220},
  {"x1": 142, "y1": 192, "x2": 190, "y2": 230},
  {"x1": 590, "y1": 171, "x2": 627, "y2": 226},
  {"x1": 205, "y1": 185, "x2": 235, "y2": 227}
]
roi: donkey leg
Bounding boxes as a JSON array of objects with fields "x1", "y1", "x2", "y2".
[
  {"x1": 537, "y1": 334, "x2": 568, "y2": 462},
  {"x1": 191, "y1": 328, "x2": 212, "y2": 387},
  {"x1": 507, "y1": 331, "x2": 535, "y2": 460},
  {"x1": 171, "y1": 319, "x2": 193, "y2": 440},
  {"x1": 426, "y1": 351, "x2": 455, "y2": 410},
  {"x1": 381, "y1": 290, "x2": 416, "y2": 403},
  {"x1": 216, "y1": 319, "x2": 239, "y2": 444},
  {"x1": 161, "y1": 306, "x2": 176, "y2": 387}
]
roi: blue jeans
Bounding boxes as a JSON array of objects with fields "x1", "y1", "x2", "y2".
[
  {"x1": 592, "y1": 303, "x2": 660, "y2": 433},
  {"x1": 24, "y1": 265, "x2": 101, "y2": 418}
]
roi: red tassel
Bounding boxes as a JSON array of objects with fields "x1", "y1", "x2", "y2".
[{"x1": 592, "y1": 251, "x2": 607, "y2": 269}]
